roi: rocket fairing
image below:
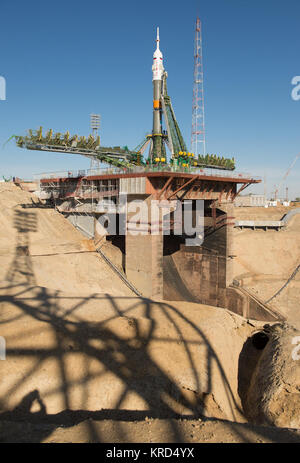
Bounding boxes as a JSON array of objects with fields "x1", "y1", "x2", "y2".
[
  {"x1": 152, "y1": 27, "x2": 164, "y2": 157},
  {"x1": 152, "y1": 27, "x2": 164, "y2": 81}
]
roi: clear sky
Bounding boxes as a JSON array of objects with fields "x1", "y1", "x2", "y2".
[{"x1": 0, "y1": 0, "x2": 300, "y2": 199}]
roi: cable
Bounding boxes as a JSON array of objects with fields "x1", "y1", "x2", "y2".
[
  {"x1": 95, "y1": 246, "x2": 143, "y2": 297},
  {"x1": 266, "y1": 264, "x2": 300, "y2": 304}
]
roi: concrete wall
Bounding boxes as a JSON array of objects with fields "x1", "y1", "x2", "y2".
[
  {"x1": 234, "y1": 195, "x2": 266, "y2": 207},
  {"x1": 162, "y1": 203, "x2": 280, "y2": 321},
  {"x1": 66, "y1": 214, "x2": 94, "y2": 238},
  {"x1": 163, "y1": 237, "x2": 226, "y2": 308},
  {"x1": 120, "y1": 177, "x2": 146, "y2": 194},
  {"x1": 163, "y1": 245, "x2": 279, "y2": 321}
]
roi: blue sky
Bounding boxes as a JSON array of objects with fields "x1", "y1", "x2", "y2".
[{"x1": 1, "y1": 0, "x2": 300, "y2": 199}]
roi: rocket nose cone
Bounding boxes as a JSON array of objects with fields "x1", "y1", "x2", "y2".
[
  {"x1": 153, "y1": 26, "x2": 162, "y2": 58},
  {"x1": 155, "y1": 26, "x2": 161, "y2": 50}
]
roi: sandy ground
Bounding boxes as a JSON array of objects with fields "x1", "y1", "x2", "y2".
[
  {"x1": 1, "y1": 284, "x2": 300, "y2": 443},
  {"x1": 0, "y1": 283, "x2": 258, "y2": 419},
  {"x1": 1, "y1": 416, "x2": 300, "y2": 443},
  {"x1": 0, "y1": 184, "x2": 299, "y2": 443},
  {"x1": 231, "y1": 206, "x2": 300, "y2": 325},
  {"x1": 233, "y1": 205, "x2": 295, "y2": 221},
  {"x1": 0, "y1": 182, "x2": 133, "y2": 297}
]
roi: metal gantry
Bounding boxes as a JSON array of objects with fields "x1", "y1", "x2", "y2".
[{"x1": 13, "y1": 26, "x2": 237, "y2": 172}]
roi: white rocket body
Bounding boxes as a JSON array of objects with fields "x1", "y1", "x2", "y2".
[
  {"x1": 152, "y1": 27, "x2": 164, "y2": 153},
  {"x1": 152, "y1": 27, "x2": 164, "y2": 81}
]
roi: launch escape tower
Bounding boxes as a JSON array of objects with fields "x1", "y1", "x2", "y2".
[{"x1": 13, "y1": 27, "x2": 235, "y2": 171}]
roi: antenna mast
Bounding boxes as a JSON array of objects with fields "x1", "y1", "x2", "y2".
[{"x1": 191, "y1": 17, "x2": 206, "y2": 157}]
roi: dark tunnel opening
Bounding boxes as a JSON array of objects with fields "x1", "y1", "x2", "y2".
[{"x1": 251, "y1": 331, "x2": 269, "y2": 350}]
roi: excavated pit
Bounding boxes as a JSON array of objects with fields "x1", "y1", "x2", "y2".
[{"x1": 0, "y1": 183, "x2": 299, "y2": 442}]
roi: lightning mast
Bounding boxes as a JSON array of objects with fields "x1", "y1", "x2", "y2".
[
  {"x1": 191, "y1": 17, "x2": 206, "y2": 157},
  {"x1": 90, "y1": 113, "x2": 101, "y2": 170},
  {"x1": 90, "y1": 113, "x2": 100, "y2": 138}
]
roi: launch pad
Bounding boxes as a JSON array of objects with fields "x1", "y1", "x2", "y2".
[
  {"x1": 37, "y1": 167, "x2": 259, "y2": 205},
  {"x1": 13, "y1": 27, "x2": 261, "y2": 304},
  {"x1": 34, "y1": 166, "x2": 260, "y2": 304}
]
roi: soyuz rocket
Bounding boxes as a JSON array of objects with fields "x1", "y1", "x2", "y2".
[{"x1": 152, "y1": 27, "x2": 164, "y2": 158}]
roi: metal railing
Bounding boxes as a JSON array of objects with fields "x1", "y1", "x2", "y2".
[
  {"x1": 34, "y1": 166, "x2": 260, "y2": 181},
  {"x1": 34, "y1": 170, "x2": 86, "y2": 180}
]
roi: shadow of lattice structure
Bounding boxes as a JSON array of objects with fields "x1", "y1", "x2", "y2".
[
  {"x1": 6, "y1": 209, "x2": 37, "y2": 285},
  {"x1": 0, "y1": 284, "x2": 300, "y2": 443}
]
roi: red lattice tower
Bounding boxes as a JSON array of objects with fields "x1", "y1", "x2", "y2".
[{"x1": 191, "y1": 17, "x2": 206, "y2": 157}]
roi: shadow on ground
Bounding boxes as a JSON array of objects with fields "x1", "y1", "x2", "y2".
[{"x1": 0, "y1": 205, "x2": 299, "y2": 443}]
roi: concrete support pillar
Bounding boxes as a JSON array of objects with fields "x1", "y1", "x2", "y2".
[
  {"x1": 220, "y1": 202, "x2": 235, "y2": 287},
  {"x1": 125, "y1": 196, "x2": 164, "y2": 299},
  {"x1": 126, "y1": 233, "x2": 163, "y2": 298}
]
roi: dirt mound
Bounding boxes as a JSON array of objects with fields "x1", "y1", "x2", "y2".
[
  {"x1": 242, "y1": 323, "x2": 300, "y2": 428},
  {"x1": 0, "y1": 183, "x2": 132, "y2": 296}
]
